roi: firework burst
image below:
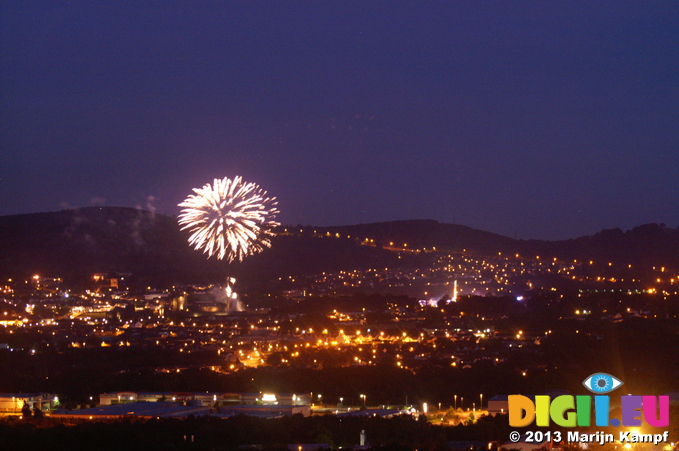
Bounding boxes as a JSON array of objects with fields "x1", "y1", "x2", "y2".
[{"x1": 178, "y1": 176, "x2": 279, "y2": 262}]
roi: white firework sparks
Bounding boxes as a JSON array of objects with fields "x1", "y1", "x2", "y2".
[{"x1": 178, "y1": 176, "x2": 279, "y2": 262}]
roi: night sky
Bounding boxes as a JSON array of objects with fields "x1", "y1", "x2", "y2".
[{"x1": 2, "y1": 1, "x2": 678, "y2": 240}]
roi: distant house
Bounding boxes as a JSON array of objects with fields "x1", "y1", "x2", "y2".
[
  {"x1": 99, "y1": 391, "x2": 311, "y2": 413},
  {"x1": 0, "y1": 393, "x2": 57, "y2": 414},
  {"x1": 487, "y1": 395, "x2": 510, "y2": 415},
  {"x1": 488, "y1": 391, "x2": 569, "y2": 416}
]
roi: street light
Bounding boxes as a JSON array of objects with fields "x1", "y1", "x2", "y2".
[
  {"x1": 480, "y1": 394, "x2": 483, "y2": 410},
  {"x1": 360, "y1": 394, "x2": 366, "y2": 406},
  {"x1": 454, "y1": 395, "x2": 457, "y2": 410}
]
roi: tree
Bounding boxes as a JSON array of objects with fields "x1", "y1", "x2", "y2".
[
  {"x1": 466, "y1": 412, "x2": 475, "y2": 425},
  {"x1": 21, "y1": 401, "x2": 32, "y2": 418}
]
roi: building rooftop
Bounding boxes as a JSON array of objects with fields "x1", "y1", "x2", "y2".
[{"x1": 52, "y1": 402, "x2": 210, "y2": 418}]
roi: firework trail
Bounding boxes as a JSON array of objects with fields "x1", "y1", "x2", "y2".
[{"x1": 178, "y1": 176, "x2": 279, "y2": 262}]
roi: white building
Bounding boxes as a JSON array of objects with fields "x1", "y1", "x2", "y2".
[{"x1": 0, "y1": 393, "x2": 57, "y2": 415}]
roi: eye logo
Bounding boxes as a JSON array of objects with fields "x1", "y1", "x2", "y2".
[{"x1": 582, "y1": 373, "x2": 623, "y2": 394}]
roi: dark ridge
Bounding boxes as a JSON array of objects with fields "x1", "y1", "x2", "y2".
[
  {"x1": 313, "y1": 219, "x2": 518, "y2": 252},
  {"x1": 0, "y1": 207, "x2": 227, "y2": 286},
  {"x1": 0, "y1": 207, "x2": 678, "y2": 287}
]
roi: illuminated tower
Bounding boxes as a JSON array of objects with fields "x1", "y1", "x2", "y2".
[{"x1": 224, "y1": 277, "x2": 242, "y2": 311}]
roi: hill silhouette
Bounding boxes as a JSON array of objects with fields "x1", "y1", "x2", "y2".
[
  {"x1": 0, "y1": 207, "x2": 678, "y2": 287},
  {"x1": 0, "y1": 207, "x2": 227, "y2": 286},
  {"x1": 0, "y1": 207, "x2": 405, "y2": 287}
]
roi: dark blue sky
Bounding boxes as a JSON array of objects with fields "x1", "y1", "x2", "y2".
[{"x1": 2, "y1": 1, "x2": 678, "y2": 239}]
